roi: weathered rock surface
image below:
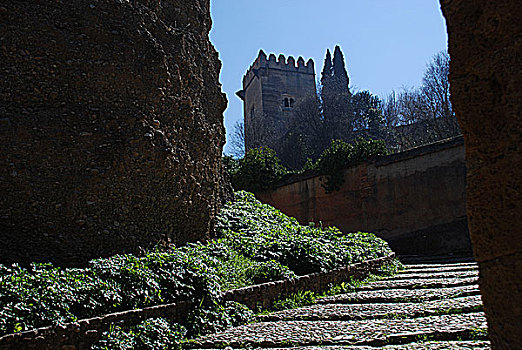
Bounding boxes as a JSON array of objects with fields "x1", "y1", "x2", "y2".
[
  {"x1": 440, "y1": 0, "x2": 522, "y2": 347},
  {"x1": 0, "y1": 0, "x2": 228, "y2": 265}
]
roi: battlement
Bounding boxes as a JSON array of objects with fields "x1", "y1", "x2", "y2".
[
  {"x1": 243, "y1": 50, "x2": 315, "y2": 86},
  {"x1": 238, "y1": 48, "x2": 317, "y2": 161}
]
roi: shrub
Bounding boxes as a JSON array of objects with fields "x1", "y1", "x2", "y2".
[
  {"x1": 222, "y1": 155, "x2": 240, "y2": 177},
  {"x1": 229, "y1": 147, "x2": 288, "y2": 192},
  {"x1": 226, "y1": 140, "x2": 388, "y2": 193},
  {"x1": 314, "y1": 138, "x2": 388, "y2": 192}
]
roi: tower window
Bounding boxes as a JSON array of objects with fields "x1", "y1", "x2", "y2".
[
  {"x1": 250, "y1": 106, "x2": 255, "y2": 118},
  {"x1": 282, "y1": 96, "x2": 295, "y2": 110}
]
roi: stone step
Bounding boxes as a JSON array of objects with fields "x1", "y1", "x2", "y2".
[
  {"x1": 388, "y1": 269, "x2": 478, "y2": 280},
  {"x1": 191, "y1": 313, "x2": 487, "y2": 348},
  {"x1": 398, "y1": 256, "x2": 476, "y2": 265},
  {"x1": 356, "y1": 277, "x2": 478, "y2": 291},
  {"x1": 317, "y1": 285, "x2": 481, "y2": 304},
  {"x1": 400, "y1": 265, "x2": 478, "y2": 274},
  {"x1": 196, "y1": 341, "x2": 491, "y2": 350},
  {"x1": 402, "y1": 262, "x2": 477, "y2": 270},
  {"x1": 258, "y1": 295, "x2": 483, "y2": 322}
]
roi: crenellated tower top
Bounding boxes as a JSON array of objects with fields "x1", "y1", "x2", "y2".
[
  {"x1": 241, "y1": 50, "x2": 315, "y2": 88},
  {"x1": 237, "y1": 49, "x2": 316, "y2": 162}
]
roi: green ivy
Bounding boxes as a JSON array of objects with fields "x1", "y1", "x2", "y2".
[
  {"x1": 227, "y1": 147, "x2": 288, "y2": 192},
  {"x1": 314, "y1": 138, "x2": 388, "y2": 192}
]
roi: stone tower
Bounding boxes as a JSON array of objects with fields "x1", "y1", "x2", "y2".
[{"x1": 236, "y1": 50, "x2": 316, "y2": 154}]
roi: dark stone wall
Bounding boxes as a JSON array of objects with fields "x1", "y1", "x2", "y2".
[
  {"x1": 256, "y1": 137, "x2": 471, "y2": 256},
  {"x1": 0, "y1": 0, "x2": 228, "y2": 266},
  {"x1": 440, "y1": 0, "x2": 522, "y2": 348}
]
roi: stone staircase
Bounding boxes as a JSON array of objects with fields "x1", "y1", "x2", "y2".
[{"x1": 189, "y1": 261, "x2": 490, "y2": 349}]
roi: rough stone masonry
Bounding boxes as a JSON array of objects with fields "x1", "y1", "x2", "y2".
[
  {"x1": 441, "y1": 0, "x2": 522, "y2": 348},
  {"x1": 0, "y1": 0, "x2": 228, "y2": 265}
]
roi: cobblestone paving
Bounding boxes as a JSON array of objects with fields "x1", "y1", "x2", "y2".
[
  {"x1": 398, "y1": 265, "x2": 477, "y2": 274},
  {"x1": 355, "y1": 276, "x2": 477, "y2": 290},
  {"x1": 190, "y1": 262, "x2": 489, "y2": 349},
  {"x1": 212, "y1": 341, "x2": 490, "y2": 350},
  {"x1": 258, "y1": 295, "x2": 483, "y2": 321},
  {"x1": 402, "y1": 262, "x2": 477, "y2": 269},
  {"x1": 317, "y1": 284, "x2": 480, "y2": 304},
  {"x1": 194, "y1": 313, "x2": 487, "y2": 348},
  {"x1": 387, "y1": 269, "x2": 478, "y2": 280}
]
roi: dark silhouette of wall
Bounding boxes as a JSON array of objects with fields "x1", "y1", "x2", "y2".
[
  {"x1": 257, "y1": 137, "x2": 471, "y2": 256},
  {"x1": 0, "y1": 0, "x2": 229, "y2": 266},
  {"x1": 441, "y1": 0, "x2": 522, "y2": 347}
]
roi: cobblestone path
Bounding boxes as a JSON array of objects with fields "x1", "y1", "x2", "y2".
[{"x1": 190, "y1": 261, "x2": 489, "y2": 349}]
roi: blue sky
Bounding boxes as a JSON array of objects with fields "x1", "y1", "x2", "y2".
[{"x1": 209, "y1": 1, "x2": 448, "y2": 154}]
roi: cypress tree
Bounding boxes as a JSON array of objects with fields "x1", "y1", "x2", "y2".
[
  {"x1": 320, "y1": 46, "x2": 353, "y2": 142},
  {"x1": 320, "y1": 49, "x2": 333, "y2": 88},
  {"x1": 320, "y1": 49, "x2": 334, "y2": 134},
  {"x1": 332, "y1": 45, "x2": 350, "y2": 96}
]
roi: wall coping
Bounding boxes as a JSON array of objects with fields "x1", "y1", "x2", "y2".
[
  {"x1": 374, "y1": 135, "x2": 463, "y2": 167},
  {"x1": 0, "y1": 253, "x2": 395, "y2": 349}
]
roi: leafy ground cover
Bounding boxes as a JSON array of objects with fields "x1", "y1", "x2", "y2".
[
  {"x1": 91, "y1": 318, "x2": 186, "y2": 350},
  {"x1": 215, "y1": 192, "x2": 392, "y2": 277},
  {"x1": 0, "y1": 191, "x2": 396, "y2": 348},
  {"x1": 269, "y1": 260, "x2": 403, "y2": 312}
]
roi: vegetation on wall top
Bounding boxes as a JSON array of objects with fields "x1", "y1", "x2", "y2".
[
  {"x1": 314, "y1": 138, "x2": 388, "y2": 192},
  {"x1": 226, "y1": 138, "x2": 388, "y2": 193},
  {"x1": 224, "y1": 147, "x2": 289, "y2": 193}
]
